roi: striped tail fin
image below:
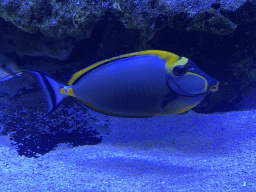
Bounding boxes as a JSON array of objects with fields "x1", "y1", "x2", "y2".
[{"x1": 24, "y1": 70, "x2": 67, "y2": 117}]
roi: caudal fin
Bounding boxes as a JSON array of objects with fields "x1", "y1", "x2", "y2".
[{"x1": 24, "y1": 70, "x2": 67, "y2": 117}]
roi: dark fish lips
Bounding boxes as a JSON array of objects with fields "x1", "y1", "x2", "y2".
[{"x1": 209, "y1": 81, "x2": 219, "y2": 92}]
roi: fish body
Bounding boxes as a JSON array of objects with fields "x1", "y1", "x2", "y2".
[
  {"x1": 0, "y1": 53, "x2": 20, "y2": 82},
  {"x1": 26, "y1": 50, "x2": 219, "y2": 117}
]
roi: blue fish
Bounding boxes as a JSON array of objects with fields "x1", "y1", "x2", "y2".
[
  {"x1": 21, "y1": 50, "x2": 219, "y2": 117},
  {"x1": 0, "y1": 54, "x2": 20, "y2": 82}
]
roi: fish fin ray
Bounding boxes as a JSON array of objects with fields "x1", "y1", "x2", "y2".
[
  {"x1": 21, "y1": 70, "x2": 66, "y2": 117},
  {"x1": 0, "y1": 71, "x2": 22, "y2": 82}
]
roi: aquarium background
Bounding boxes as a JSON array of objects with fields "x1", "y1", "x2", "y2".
[{"x1": 0, "y1": 0, "x2": 256, "y2": 191}]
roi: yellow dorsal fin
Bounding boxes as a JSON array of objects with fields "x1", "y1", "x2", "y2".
[{"x1": 68, "y1": 50, "x2": 180, "y2": 85}]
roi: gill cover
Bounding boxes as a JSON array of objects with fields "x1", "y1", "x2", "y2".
[{"x1": 166, "y1": 57, "x2": 213, "y2": 96}]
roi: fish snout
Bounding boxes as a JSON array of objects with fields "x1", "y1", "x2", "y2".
[{"x1": 209, "y1": 81, "x2": 219, "y2": 92}]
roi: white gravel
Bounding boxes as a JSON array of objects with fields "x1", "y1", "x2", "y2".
[{"x1": 0, "y1": 110, "x2": 255, "y2": 191}]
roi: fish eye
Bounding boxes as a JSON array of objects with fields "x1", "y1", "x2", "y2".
[
  {"x1": 173, "y1": 65, "x2": 186, "y2": 76},
  {"x1": 1, "y1": 64, "x2": 7, "y2": 69}
]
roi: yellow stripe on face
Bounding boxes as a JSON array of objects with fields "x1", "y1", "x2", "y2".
[
  {"x1": 165, "y1": 57, "x2": 188, "y2": 73},
  {"x1": 68, "y1": 50, "x2": 180, "y2": 85},
  {"x1": 186, "y1": 72, "x2": 208, "y2": 92}
]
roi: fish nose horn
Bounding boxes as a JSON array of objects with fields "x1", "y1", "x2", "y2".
[{"x1": 209, "y1": 81, "x2": 219, "y2": 92}]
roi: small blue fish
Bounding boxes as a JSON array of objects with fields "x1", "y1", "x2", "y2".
[
  {"x1": 22, "y1": 50, "x2": 219, "y2": 117},
  {"x1": 0, "y1": 53, "x2": 20, "y2": 82}
]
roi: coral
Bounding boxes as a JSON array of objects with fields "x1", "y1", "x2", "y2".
[{"x1": 1, "y1": 0, "x2": 254, "y2": 40}]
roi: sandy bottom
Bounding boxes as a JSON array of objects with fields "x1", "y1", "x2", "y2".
[{"x1": 0, "y1": 110, "x2": 255, "y2": 191}]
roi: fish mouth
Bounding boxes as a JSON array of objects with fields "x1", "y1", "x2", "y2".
[{"x1": 209, "y1": 81, "x2": 219, "y2": 92}]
